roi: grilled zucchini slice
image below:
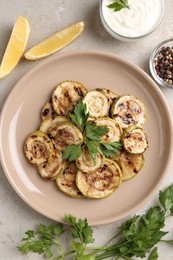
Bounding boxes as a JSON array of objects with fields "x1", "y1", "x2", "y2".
[
  {"x1": 111, "y1": 95, "x2": 147, "y2": 129},
  {"x1": 96, "y1": 88, "x2": 119, "y2": 105},
  {"x1": 76, "y1": 145, "x2": 104, "y2": 173},
  {"x1": 39, "y1": 116, "x2": 69, "y2": 134},
  {"x1": 122, "y1": 126, "x2": 148, "y2": 154},
  {"x1": 52, "y1": 80, "x2": 88, "y2": 116},
  {"x1": 114, "y1": 150, "x2": 144, "y2": 180},
  {"x1": 83, "y1": 90, "x2": 110, "y2": 118},
  {"x1": 41, "y1": 100, "x2": 56, "y2": 120},
  {"x1": 95, "y1": 118, "x2": 122, "y2": 142},
  {"x1": 37, "y1": 150, "x2": 65, "y2": 180},
  {"x1": 24, "y1": 131, "x2": 53, "y2": 165},
  {"x1": 49, "y1": 122, "x2": 83, "y2": 151},
  {"x1": 56, "y1": 161, "x2": 83, "y2": 198},
  {"x1": 76, "y1": 159, "x2": 122, "y2": 199}
]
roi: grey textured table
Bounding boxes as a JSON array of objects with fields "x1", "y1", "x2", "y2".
[{"x1": 0, "y1": 1, "x2": 173, "y2": 259}]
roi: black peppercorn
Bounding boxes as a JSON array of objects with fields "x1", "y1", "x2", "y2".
[{"x1": 154, "y1": 45, "x2": 173, "y2": 85}]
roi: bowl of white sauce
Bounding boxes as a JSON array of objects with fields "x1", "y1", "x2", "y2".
[{"x1": 100, "y1": 0, "x2": 164, "y2": 41}]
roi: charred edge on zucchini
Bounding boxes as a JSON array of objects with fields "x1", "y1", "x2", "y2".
[
  {"x1": 52, "y1": 80, "x2": 88, "y2": 116},
  {"x1": 114, "y1": 150, "x2": 144, "y2": 180},
  {"x1": 41, "y1": 100, "x2": 57, "y2": 120},
  {"x1": 49, "y1": 122, "x2": 83, "y2": 151},
  {"x1": 111, "y1": 95, "x2": 147, "y2": 129},
  {"x1": 24, "y1": 131, "x2": 53, "y2": 166},
  {"x1": 76, "y1": 160, "x2": 122, "y2": 198},
  {"x1": 38, "y1": 151, "x2": 65, "y2": 180},
  {"x1": 56, "y1": 162, "x2": 83, "y2": 198},
  {"x1": 76, "y1": 145, "x2": 104, "y2": 173},
  {"x1": 122, "y1": 126, "x2": 148, "y2": 154},
  {"x1": 83, "y1": 90, "x2": 110, "y2": 118}
]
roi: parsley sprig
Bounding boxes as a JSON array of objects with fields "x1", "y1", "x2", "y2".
[
  {"x1": 18, "y1": 184, "x2": 173, "y2": 260},
  {"x1": 64, "y1": 214, "x2": 95, "y2": 259},
  {"x1": 17, "y1": 223, "x2": 64, "y2": 258},
  {"x1": 107, "y1": 0, "x2": 130, "y2": 12},
  {"x1": 63, "y1": 101, "x2": 122, "y2": 163}
]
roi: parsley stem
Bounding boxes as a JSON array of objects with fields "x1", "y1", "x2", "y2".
[
  {"x1": 120, "y1": 0, "x2": 130, "y2": 9},
  {"x1": 104, "y1": 232, "x2": 121, "y2": 247},
  {"x1": 89, "y1": 239, "x2": 134, "y2": 260},
  {"x1": 54, "y1": 250, "x2": 75, "y2": 260},
  {"x1": 96, "y1": 253, "x2": 134, "y2": 260},
  {"x1": 86, "y1": 246, "x2": 107, "y2": 250},
  {"x1": 54, "y1": 242, "x2": 65, "y2": 259},
  {"x1": 160, "y1": 239, "x2": 173, "y2": 243},
  {"x1": 123, "y1": 256, "x2": 134, "y2": 260}
]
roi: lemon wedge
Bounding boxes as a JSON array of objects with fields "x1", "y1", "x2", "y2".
[
  {"x1": 0, "y1": 16, "x2": 30, "y2": 79},
  {"x1": 24, "y1": 21, "x2": 84, "y2": 60}
]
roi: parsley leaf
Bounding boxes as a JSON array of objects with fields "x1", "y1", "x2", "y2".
[
  {"x1": 85, "y1": 139, "x2": 99, "y2": 165},
  {"x1": 62, "y1": 144, "x2": 82, "y2": 161},
  {"x1": 100, "y1": 141, "x2": 122, "y2": 157},
  {"x1": 107, "y1": 0, "x2": 130, "y2": 12},
  {"x1": 69, "y1": 101, "x2": 89, "y2": 132},
  {"x1": 148, "y1": 247, "x2": 159, "y2": 260},
  {"x1": 121, "y1": 214, "x2": 140, "y2": 239},
  {"x1": 85, "y1": 123, "x2": 109, "y2": 141},
  {"x1": 159, "y1": 184, "x2": 173, "y2": 215}
]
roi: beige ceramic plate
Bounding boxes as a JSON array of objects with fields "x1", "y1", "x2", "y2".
[{"x1": 0, "y1": 51, "x2": 172, "y2": 225}]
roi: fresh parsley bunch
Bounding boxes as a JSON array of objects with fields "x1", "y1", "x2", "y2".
[
  {"x1": 62, "y1": 101, "x2": 122, "y2": 164},
  {"x1": 18, "y1": 184, "x2": 173, "y2": 260}
]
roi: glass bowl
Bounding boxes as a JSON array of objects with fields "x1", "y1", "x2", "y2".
[
  {"x1": 149, "y1": 39, "x2": 173, "y2": 89},
  {"x1": 99, "y1": 0, "x2": 164, "y2": 42}
]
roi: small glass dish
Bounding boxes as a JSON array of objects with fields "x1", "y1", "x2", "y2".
[
  {"x1": 99, "y1": 0, "x2": 164, "y2": 42},
  {"x1": 149, "y1": 39, "x2": 173, "y2": 89}
]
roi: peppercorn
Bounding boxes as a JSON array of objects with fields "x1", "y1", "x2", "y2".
[{"x1": 154, "y1": 45, "x2": 173, "y2": 85}]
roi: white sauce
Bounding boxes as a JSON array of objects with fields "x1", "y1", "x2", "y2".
[{"x1": 102, "y1": 0, "x2": 163, "y2": 38}]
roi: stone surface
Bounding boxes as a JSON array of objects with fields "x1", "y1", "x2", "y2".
[{"x1": 0, "y1": 0, "x2": 173, "y2": 259}]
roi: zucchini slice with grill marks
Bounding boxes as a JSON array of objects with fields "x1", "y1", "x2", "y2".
[
  {"x1": 41, "y1": 100, "x2": 56, "y2": 120},
  {"x1": 37, "y1": 150, "x2": 65, "y2": 180},
  {"x1": 95, "y1": 117, "x2": 122, "y2": 142},
  {"x1": 96, "y1": 88, "x2": 119, "y2": 105},
  {"x1": 111, "y1": 95, "x2": 147, "y2": 129},
  {"x1": 24, "y1": 131, "x2": 53, "y2": 165},
  {"x1": 76, "y1": 145, "x2": 104, "y2": 173},
  {"x1": 76, "y1": 159, "x2": 122, "y2": 199},
  {"x1": 83, "y1": 90, "x2": 110, "y2": 118},
  {"x1": 114, "y1": 150, "x2": 144, "y2": 180},
  {"x1": 49, "y1": 122, "x2": 83, "y2": 151},
  {"x1": 39, "y1": 116, "x2": 69, "y2": 134},
  {"x1": 52, "y1": 80, "x2": 88, "y2": 116},
  {"x1": 122, "y1": 126, "x2": 148, "y2": 154},
  {"x1": 56, "y1": 161, "x2": 83, "y2": 198}
]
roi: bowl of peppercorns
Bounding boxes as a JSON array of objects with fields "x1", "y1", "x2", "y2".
[{"x1": 149, "y1": 39, "x2": 173, "y2": 88}]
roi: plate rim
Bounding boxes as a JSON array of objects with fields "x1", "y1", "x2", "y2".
[{"x1": 0, "y1": 50, "x2": 173, "y2": 225}]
